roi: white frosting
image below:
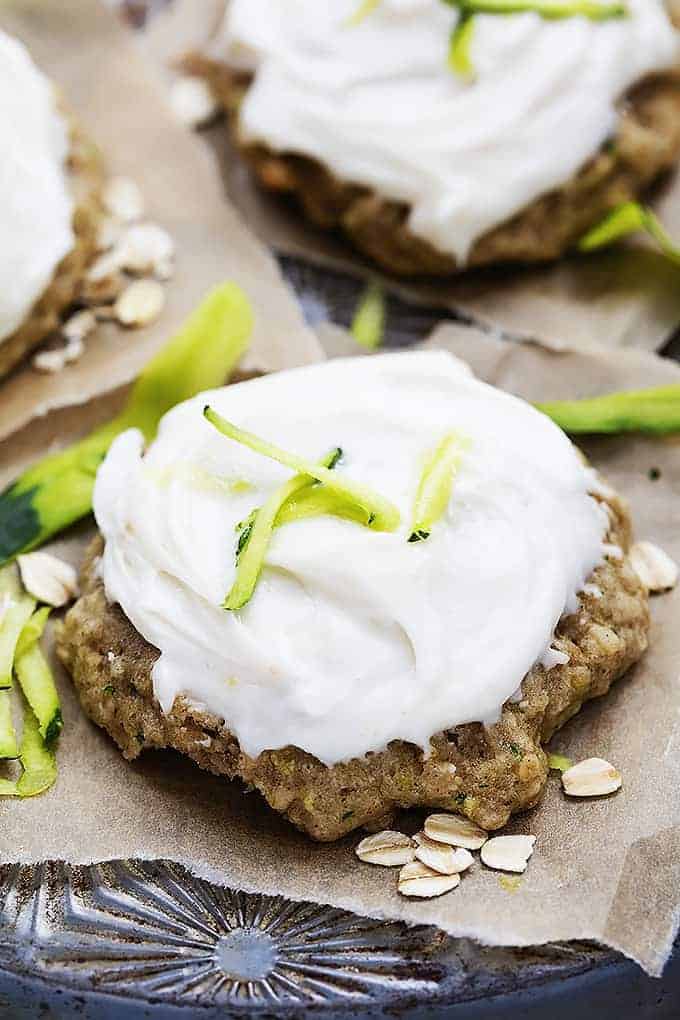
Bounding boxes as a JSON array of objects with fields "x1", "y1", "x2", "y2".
[
  {"x1": 0, "y1": 31, "x2": 74, "y2": 343},
  {"x1": 94, "y1": 350, "x2": 610, "y2": 765},
  {"x1": 218, "y1": 0, "x2": 678, "y2": 262}
]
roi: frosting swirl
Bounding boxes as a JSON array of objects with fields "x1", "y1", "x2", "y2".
[{"x1": 95, "y1": 351, "x2": 609, "y2": 764}]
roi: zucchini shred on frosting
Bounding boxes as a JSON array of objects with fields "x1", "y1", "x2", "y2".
[
  {"x1": 199, "y1": 0, "x2": 680, "y2": 274},
  {"x1": 57, "y1": 352, "x2": 650, "y2": 840}
]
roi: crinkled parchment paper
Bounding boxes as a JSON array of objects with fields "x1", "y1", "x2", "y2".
[
  {"x1": 0, "y1": 0, "x2": 322, "y2": 444},
  {"x1": 1, "y1": 327, "x2": 679, "y2": 977},
  {"x1": 147, "y1": 0, "x2": 680, "y2": 354}
]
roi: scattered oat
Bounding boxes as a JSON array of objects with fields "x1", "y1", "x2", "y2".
[
  {"x1": 115, "y1": 279, "x2": 165, "y2": 328},
  {"x1": 481, "y1": 835, "x2": 536, "y2": 874},
  {"x1": 87, "y1": 248, "x2": 126, "y2": 283},
  {"x1": 423, "y1": 813, "x2": 488, "y2": 850},
  {"x1": 93, "y1": 304, "x2": 118, "y2": 322},
  {"x1": 561, "y1": 757, "x2": 622, "y2": 798},
  {"x1": 414, "y1": 833, "x2": 474, "y2": 875},
  {"x1": 80, "y1": 270, "x2": 126, "y2": 306},
  {"x1": 398, "y1": 861, "x2": 460, "y2": 899},
  {"x1": 32, "y1": 337, "x2": 84, "y2": 374},
  {"x1": 33, "y1": 347, "x2": 69, "y2": 374},
  {"x1": 630, "y1": 541, "x2": 678, "y2": 594},
  {"x1": 169, "y1": 75, "x2": 219, "y2": 128},
  {"x1": 17, "y1": 552, "x2": 79, "y2": 608},
  {"x1": 117, "y1": 223, "x2": 175, "y2": 275},
  {"x1": 355, "y1": 830, "x2": 415, "y2": 867},
  {"x1": 95, "y1": 216, "x2": 124, "y2": 252},
  {"x1": 102, "y1": 176, "x2": 144, "y2": 223},
  {"x1": 153, "y1": 257, "x2": 174, "y2": 282},
  {"x1": 62, "y1": 309, "x2": 97, "y2": 344}
]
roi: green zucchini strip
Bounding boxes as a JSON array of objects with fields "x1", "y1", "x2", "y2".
[
  {"x1": 0, "y1": 283, "x2": 254, "y2": 566},
  {"x1": 548, "y1": 753, "x2": 573, "y2": 772},
  {"x1": 579, "y1": 201, "x2": 680, "y2": 266},
  {"x1": 346, "y1": 0, "x2": 382, "y2": 26},
  {"x1": 351, "y1": 282, "x2": 386, "y2": 350},
  {"x1": 14, "y1": 705, "x2": 57, "y2": 798},
  {"x1": 536, "y1": 385, "x2": 680, "y2": 435},
  {"x1": 277, "y1": 487, "x2": 371, "y2": 528},
  {"x1": 448, "y1": 0, "x2": 626, "y2": 18},
  {"x1": 15, "y1": 609, "x2": 62, "y2": 746},
  {"x1": 0, "y1": 595, "x2": 36, "y2": 690},
  {"x1": 234, "y1": 448, "x2": 344, "y2": 561},
  {"x1": 226, "y1": 448, "x2": 342, "y2": 610},
  {"x1": 449, "y1": 12, "x2": 476, "y2": 76},
  {"x1": 15, "y1": 606, "x2": 50, "y2": 661},
  {"x1": 204, "y1": 407, "x2": 401, "y2": 532},
  {"x1": 0, "y1": 691, "x2": 18, "y2": 760},
  {"x1": 409, "y1": 433, "x2": 466, "y2": 543},
  {"x1": 446, "y1": 0, "x2": 625, "y2": 76}
]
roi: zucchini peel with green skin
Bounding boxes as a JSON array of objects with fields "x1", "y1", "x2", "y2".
[
  {"x1": 204, "y1": 407, "x2": 401, "y2": 533},
  {"x1": 0, "y1": 594, "x2": 35, "y2": 690},
  {"x1": 0, "y1": 283, "x2": 254, "y2": 566},
  {"x1": 0, "y1": 607, "x2": 61, "y2": 796},
  {"x1": 536, "y1": 386, "x2": 680, "y2": 435},
  {"x1": 579, "y1": 201, "x2": 680, "y2": 266},
  {"x1": 14, "y1": 706, "x2": 57, "y2": 798},
  {"x1": 409, "y1": 433, "x2": 467, "y2": 543},
  {"x1": 351, "y1": 282, "x2": 386, "y2": 350},
  {"x1": 0, "y1": 692, "x2": 18, "y2": 760},
  {"x1": 15, "y1": 608, "x2": 62, "y2": 746},
  {"x1": 226, "y1": 448, "x2": 343, "y2": 610}
]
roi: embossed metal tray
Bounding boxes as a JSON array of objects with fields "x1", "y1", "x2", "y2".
[{"x1": 0, "y1": 256, "x2": 679, "y2": 1018}]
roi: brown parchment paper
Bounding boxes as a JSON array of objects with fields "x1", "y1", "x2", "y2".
[
  {"x1": 0, "y1": 0, "x2": 323, "y2": 444},
  {"x1": 1, "y1": 328, "x2": 680, "y2": 977},
  {"x1": 148, "y1": 0, "x2": 680, "y2": 354}
]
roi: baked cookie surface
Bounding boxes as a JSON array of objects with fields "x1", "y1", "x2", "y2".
[
  {"x1": 195, "y1": 59, "x2": 680, "y2": 277},
  {"x1": 57, "y1": 482, "x2": 648, "y2": 842}
]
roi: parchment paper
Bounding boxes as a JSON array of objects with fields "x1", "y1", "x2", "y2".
[
  {"x1": 1, "y1": 329, "x2": 679, "y2": 977},
  {"x1": 149, "y1": 0, "x2": 680, "y2": 354},
  {"x1": 0, "y1": 0, "x2": 322, "y2": 444}
]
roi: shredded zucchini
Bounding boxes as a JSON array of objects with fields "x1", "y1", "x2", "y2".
[
  {"x1": 204, "y1": 407, "x2": 401, "y2": 532},
  {"x1": 548, "y1": 753, "x2": 573, "y2": 772},
  {"x1": 579, "y1": 201, "x2": 680, "y2": 266},
  {"x1": 0, "y1": 578, "x2": 61, "y2": 796},
  {"x1": 447, "y1": 0, "x2": 626, "y2": 17},
  {"x1": 0, "y1": 691, "x2": 18, "y2": 760},
  {"x1": 409, "y1": 433, "x2": 466, "y2": 543},
  {"x1": 446, "y1": 0, "x2": 625, "y2": 77},
  {"x1": 346, "y1": 0, "x2": 381, "y2": 25},
  {"x1": 15, "y1": 606, "x2": 50, "y2": 660},
  {"x1": 0, "y1": 594, "x2": 35, "y2": 690},
  {"x1": 15, "y1": 706, "x2": 57, "y2": 798},
  {"x1": 536, "y1": 385, "x2": 680, "y2": 436},
  {"x1": 277, "y1": 487, "x2": 371, "y2": 528},
  {"x1": 15, "y1": 624, "x2": 62, "y2": 746},
  {"x1": 351, "y1": 282, "x2": 386, "y2": 350},
  {"x1": 226, "y1": 448, "x2": 342, "y2": 610},
  {"x1": 449, "y1": 12, "x2": 476, "y2": 77}
]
